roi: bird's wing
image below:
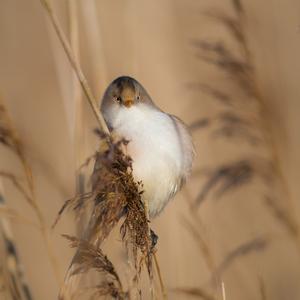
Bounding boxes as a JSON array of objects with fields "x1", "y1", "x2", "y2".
[{"x1": 168, "y1": 114, "x2": 195, "y2": 187}]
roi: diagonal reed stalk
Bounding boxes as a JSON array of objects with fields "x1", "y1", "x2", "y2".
[
  {"x1": 39, "y1": 0, "x2": 110, "y2": 137},
  {"x1": 39, "y1": 0, "x2": 166, "y2": 298}
]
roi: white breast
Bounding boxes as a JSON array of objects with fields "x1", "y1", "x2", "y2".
[{"x1": 108, "y1": 104, "x2": 193, "y2": 217}]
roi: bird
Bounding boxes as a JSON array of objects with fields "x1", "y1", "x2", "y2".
[
  {"x1": 101, "y1": 76, "x2": 194, "y2": 218},
  {"x1": 59, "y1": 76, "x2": 193, "y2": 299}
]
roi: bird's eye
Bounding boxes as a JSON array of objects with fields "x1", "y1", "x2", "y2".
[
  {"x1": 137, "y1": 95, "x2": 140, "y2": 101},
  {"x1": 115, "y1": 96, "x2": 122, "y2": 103}
]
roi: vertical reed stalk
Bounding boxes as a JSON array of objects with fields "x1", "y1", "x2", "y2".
[{"x1": 0, "y1": 181, "x2": 33, "y2": 300}]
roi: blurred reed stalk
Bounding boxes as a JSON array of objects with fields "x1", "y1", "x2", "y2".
[
  {"x1": 179, "y1": 0, "x2": 297, "y2": 298},
  {"x1": 190, "y1": 0, "x2": 300, "y2": 254},
  {"x1": 215, "y1": 0, "x2": 300, "y2": 251},
  {"x1": 0, "y1": 96, "x2": 63, "y2": 285},
  {"x1": 0, "y1": 182, "x2": 33, "y2": 300}
]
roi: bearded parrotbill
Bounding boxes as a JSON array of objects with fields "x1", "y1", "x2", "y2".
[{"x1": 101, "y1": 76, "x2": 194, "y2": 218}]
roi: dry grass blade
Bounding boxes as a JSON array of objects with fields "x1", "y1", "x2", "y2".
[
  {"x1": 264, "y1": 196, "x2": 299, "y2": 237},
  {"x1": 63, "y1": 235, "x2": 127, "y2": 300},
  {"x1": 193, "y1": 40, "x2": 254, "y2": 96},
  {"x1": 189, "y1": 118, "x2": 211, "y2": 132},
  {"x1": 0, "y1": 206, "x2": 40, "y2": 229},
  {"x1": 212, "y1": 236, "x2": 268, "y2": 279},
  {"x1": 195, "y1": 159, "x2": 254, "y2": 207},
  {"x1": 181, "y1": 216, "x2": 215, "y2": 272},
  {"x1": 212, "y1": 111, "x2": 262, "y2": 144},
  {"x1": 0, "y1": 99, "x2": 21, "y2": 153},
  {"x1": 193, "y1": 40, "x2": 249, "y2": 72},
  {"x1": 231, "y1": 0, "x2": 244, "y2": 14},
  {"x1": 188, "y1": 83, "x2": 232, "y2": 106},
  {"x1": 205, "y1": 10, "x2": 244, "y2": 44},
  {"x1": 63, "y1": 235, "x2": 120, "y2": 281},
  {"x1": 153, "y1": 252, "x2": 167, "y2": 299},
  {"x1": 0, "y1": 172, "x2": 32, "y2": 206},
  {"x1": 52, "y1": 192, "x2": 93, "y2": 229},
  {"x1": 173, "y1": 287, "x2": 216, "y2": 300}
]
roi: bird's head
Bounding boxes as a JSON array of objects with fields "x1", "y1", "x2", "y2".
[{"x1": 101, "y1": 76, "x2": 155, "y2": 126}]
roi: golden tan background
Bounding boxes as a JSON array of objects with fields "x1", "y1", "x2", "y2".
[{"x1": 1, "y1": 0, "x2": 300, "y2": 299}]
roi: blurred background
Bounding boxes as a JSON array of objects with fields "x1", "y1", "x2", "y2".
[{"x1": 1, "y1": 0, "x2": 300, "y2": 299}]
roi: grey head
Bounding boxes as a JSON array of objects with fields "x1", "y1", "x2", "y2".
[{"x1": 101, "y1": 76, "x2": 155, "y2": 126}]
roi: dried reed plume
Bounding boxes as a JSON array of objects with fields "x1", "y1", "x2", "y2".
[
  {"x1": 63, "y1": 234, "x2": 128, "y2": 300},
  {"x1": 192, "y1": 0, "x2": 300, "y2": 247},
  {"x1": 179, "y1": 0, "x2": 297, "y2": 298},
  {"x1": 57, "y1": 133, "x2": 155, "y2": 299}
]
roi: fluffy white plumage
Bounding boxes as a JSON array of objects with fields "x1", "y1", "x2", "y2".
[
  {"x1": 101, "y1": 76, "x2": 194, "y2": 217},
  {"x1": 108, "y1": 104, "x2": 193, "y2": 217}
]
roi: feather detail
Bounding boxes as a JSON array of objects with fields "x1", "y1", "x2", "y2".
[{"x1": 103, "y1": 102, "x2": 194, "y2": 217}]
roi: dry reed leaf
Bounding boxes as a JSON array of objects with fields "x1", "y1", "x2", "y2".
[
  {"x1": 194, "y1": 158, "x2": 273, "y2": 207},
  {"x1": 0, "y1": 172, "x2": 32, "y2": 204},
  {"x1": 188, "y1": 82, "x2": 232, "y2": 106},
  {"x1": 0, "y1": 98, "x2": 22, "y2": 154},
  {"x1": 212, "y1": 236, "x2": 268, "y2": 279},
  {"x1": 62, "y1": 234, "x2": 127, "y2": 300},
  {"x1": 181, "y1": 216, "x2": 215, "y2": 272},
  {"x1": 189, "y1": 118, "x2": 211, "y2": 132},
  {"x1": 212, "y1": 111, "x2": 262, "y2": 144},
  {"x1": 0, "y1": 206, "x2": 39, "y2": 229},
  {"x1": 63, "y1": 235, "x2": 119, "y2": 280},
  {"x1": 59, "y1": 133, "x2": 154, "y2": 298},
  {"x1": 231, "y1": 0, "x2": 244, "y2": 14},
  {"x1": 209, "y1": 12, "x2": 243, "y2": 43},
  {"x1": 264, "y1": 196, "x2": 299, "y2": 237},
  {"x1": 193, "y1": 2, "x2": 300, "y2": 249},
  {"x1": 193, "y1": 39, "x2": 254, "y2": 96}
]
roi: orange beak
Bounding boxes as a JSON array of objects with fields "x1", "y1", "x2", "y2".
[{"x1": 124, "y1": 99, "x2": 133, "y2": 108}]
